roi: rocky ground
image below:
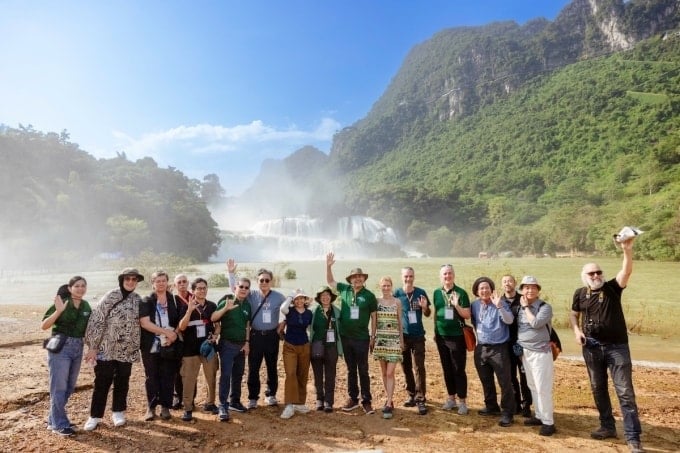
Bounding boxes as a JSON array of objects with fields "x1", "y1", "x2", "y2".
[{"x1": 0, "y1": 304, "x2": 678, "y2": 452}]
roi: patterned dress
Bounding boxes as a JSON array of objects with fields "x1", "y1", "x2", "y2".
[{"x1": 373, "y1": 300, "x2": 402, "y2": 363}]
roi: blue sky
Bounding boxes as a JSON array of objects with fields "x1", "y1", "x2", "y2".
[{"x1": 1, "y1": 0, "x2": 570, "y2": 194}]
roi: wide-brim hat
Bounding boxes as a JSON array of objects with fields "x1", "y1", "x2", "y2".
[
  {"x1": 118, "y1": 267, "x2": 145, "y2": 284},
  {"x1": 314, "y1": 285, "x2": 338, "y2": 303},
  {"x1": 518, "y1": 275, "x2": 541, "y2": 291},
  {"x1": 472, "y1": 276, "x2": 495, "y2": 297},
  {"x1": 345, "y1": 267, "x2": 368, "y2": 283},
  {"x1": 290, "y1": 289, "x2": 310, "y2": 301}
]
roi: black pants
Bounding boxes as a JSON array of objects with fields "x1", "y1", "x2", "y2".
[
  {"x1": 141, "y1": 350, "x2": 178, "y2": 409},
  {"x1": 509, "y1": 343, "x2": 532, "y2": 409},
  {"x1": 401, "y1": 335, "x2": 427, "y2": 401},
  {"x1": 342, "y1": 337, "x2": 372, "y2": 403},
  {"x1": 435, "y1": 334, "x2": 467, "y2": 399},
  {"x1": 89, "y1": 360, "x2": 132, "y2": 417},
  {"x1": 474, "y1": 343, "x2": 516, "y2": 416},
  {"x1": 247, "y1": 331, "x2": 280, "y2": 400},
  {"x1": 311, "y1": 344, "x2": 339, "y2": 405}
]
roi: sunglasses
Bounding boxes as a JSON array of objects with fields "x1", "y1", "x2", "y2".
[
  {"x1": 258, "y1": 279, "x2": 270, "y2": 284},
  {"x1": 586, "y1": 270, "x2": 603, "y2": 277},
  {"x1": 123, "y1": 276, "x2": 138, "y2": 282},
  {"x1": 238, "y1": 285, "x2": 250, "y2": 290}
]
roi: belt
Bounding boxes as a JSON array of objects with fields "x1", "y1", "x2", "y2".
[
  {"x1": 251, "y1": 328, "x2": 277, "y2": 335},
  {"x1": 478, "y1": 342, "x2": 506, "y2": 347}
]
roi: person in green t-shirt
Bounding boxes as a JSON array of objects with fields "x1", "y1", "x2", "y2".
[
  {"x1": 325, "y1": 252, "x2": 377, "y2": 415},
  {"x1": 211, "y1": 278, "x2": 252, "y2": 422},
  {"x1": 41, "y1": 276, "x2": 91, "y2": 437}
]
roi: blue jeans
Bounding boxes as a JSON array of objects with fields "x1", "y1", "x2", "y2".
[
  {"x1": 341, "y1": 337, "x2": 371, "y2": 403},
  {"x1": 218, "y1": 340, "x2": 245, "y2": 408},
  {"x1": 47, "y1": 337, "x2": 84, "y2": 429},
  {"x1": 582, "y1": 343, "x2": 641, "y2": 442}
]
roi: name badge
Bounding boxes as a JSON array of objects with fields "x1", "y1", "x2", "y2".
[
  {"x1": 326, "y1": 329, "x2": 336, "y2": 343},
  {"x1": 350, "y1": 306, "x2": 359, "y2": 319},
  {"x1": 445, "y1": 307, "x2": 454, "y2": 320},
  {"x1": 196, "y1": 325, "x2": 206, "y2": 338},
  {"x1": 408, "y1": 310, "x2": 417, "y2": 324},
  {"x1": 262, "y1": 310, "x2": 272, "y2": 324}
]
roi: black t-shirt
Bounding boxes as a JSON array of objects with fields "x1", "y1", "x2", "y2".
[
  {"x1": 571, "y1": 279, "x2": 627, "y2": 344},
  {"x1": 178, "y1": 300, "x2": 217, "y2": 356},
  {"x1": 502, "y1": 293, "x2": 522, "y2": 343}
]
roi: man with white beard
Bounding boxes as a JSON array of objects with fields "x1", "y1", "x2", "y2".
[{"x1": 569, "y1": 237, "x2": 643, "y2": 453}]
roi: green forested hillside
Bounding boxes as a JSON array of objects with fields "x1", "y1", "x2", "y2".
[
  {"x1": 341, "y1": 33, "x2": 680, "y2": 259},
  {"x1": 1, "y1": 126, "x2": 221, "y2": 266}
]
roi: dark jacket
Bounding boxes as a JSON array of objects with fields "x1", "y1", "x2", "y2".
[{"x1": 139, "y1": 291, "x2": 181, "y2": 352}]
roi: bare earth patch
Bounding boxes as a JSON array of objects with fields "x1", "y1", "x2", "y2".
[{"x1": 0, "y1": 304, "x2": 678, "y2": 452}]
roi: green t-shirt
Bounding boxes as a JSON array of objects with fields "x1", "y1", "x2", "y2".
[
  {"x1": 432, "y1": 285, "x2": 470, "y2": 336},
  {"x1": 215, "y1": 297, "x2": 251, "y2": 342},
  {"x1": 42, "y1": 298, "x2": 92, "y2": 338},
  {"x1": 336, "y1": 282, "x2": 377, "y2": 340}
]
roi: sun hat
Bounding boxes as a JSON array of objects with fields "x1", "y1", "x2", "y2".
[
  {"x1": 345, "y1": 267, "x2": 368, "y2": 283},
  {"x1": 471, "y1": 276, "x2": 495, "y2": 297},
  {"x1": 314, "y1": 286, "x2": 338, "y2": 303},
  {"x1": 117, "y1": 268, "x2": 145, "y2": 284},
  {"x1": 518, "y1": 275, "x2": 541, "y2": 291}
]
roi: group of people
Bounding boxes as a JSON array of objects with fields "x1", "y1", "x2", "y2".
[{"x1": 42, "y1": 237, "x2": 643, "y2": 452}]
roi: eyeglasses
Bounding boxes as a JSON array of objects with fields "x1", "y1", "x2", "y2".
[
  {"x1": 194, "y1": 286, "x2": 207, "y2": 291},
  {"x1": 238, "y1": 285, "x2": 250, "y2": 290},
  {"x1": 123, "y1": 276, "x2": 137, "y2": 282},
  {"x1": 586, "y1": 270, "x2": 603, "y2": 277},
  {"x1": 259, "y1": 279, "x2": 270, "y2": 284}
]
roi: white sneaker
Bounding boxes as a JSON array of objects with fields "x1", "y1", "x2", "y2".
[
  {"x1": 247, "y1": 399, "x2": 258, "y2": 410},
  {"x1": 111, "y1": 411, "x2": 126, "y2": 427},
  {"x1": 294, "y1": 404, "x2": 309, "y2": 414},
  {"x1": 265, "y1": 395, "x2": 278, "y2": 406},
  {"x1": 83, "y1": 417, "x2": 102, "y2": 431},
  {"x1": 442, "y1": 399, "x2": 457, "y2": 410},
  {"x1": 280, "y1": 404, "x2": 295, "y2": 419},
  {"x1": 457, "y1": 402, "x2": 469, "y2": 415}
]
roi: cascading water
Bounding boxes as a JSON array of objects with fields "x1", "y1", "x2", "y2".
[{"x1": 215, "y1": 215, "x2": 403, "y2": 261}]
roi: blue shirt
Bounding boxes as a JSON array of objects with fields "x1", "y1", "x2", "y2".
[
  {"x1": 393, "y1": 287, "x2": 430, "y2": 337},
  {"x1": 470, "y1": 299, "x2": 513, "y2": 345}
]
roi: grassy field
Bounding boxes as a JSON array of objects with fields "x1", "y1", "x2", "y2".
[{"x1": 2, "y1": 256, "x2": 678, "y2": 362}]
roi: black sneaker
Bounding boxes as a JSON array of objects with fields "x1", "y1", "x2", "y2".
[
  {"x1": 478, "y1": 407, "x2": 501, "y2": 416},
  {"x1": 203, "y1": 404, "x2": 219, "y2": 415},
  {"x1": 53, "y1": 427, "x2": 75, "y2": 436},
  {"x1": 416, "y1": 401, "x2": 428, "y2": 415},
  {"x1": 403, "y1": 396, "x2": 416, "y2": 407},
  {"x1": 342, "y1": 398, "x2": 359, "y2": 412},
  {"x1": 591, "y1": 426, "x2": 617, "y2": 440},
  {"x1": 498, "y1": 414, "x2": 514, "y2": 427},
  {"x1": 230, "y1": 401, "x2": 247, "y2": 413},
  {"x1": 539, "y1": 424, "x2": 556, "y2": 436},
  {"x1": 218, "y1": 406, "x2": 230, "y2": 422},
  {"x1": 362, "y1": 401, "x2": 375, "y2": 415},
  {"x1": 181, "y1": 411, "x2": 193, "y2": 422},
  {"x1": 524, "y1": 417, "x2": 543, "y2": 426}
]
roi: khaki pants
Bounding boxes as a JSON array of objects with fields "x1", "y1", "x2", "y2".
[
  {"x1": 282, "y1": 342, "x2": 310, "y2": 405},
  {"x1": 180, "y1": 354, "x2": 218, "y2": 411}
]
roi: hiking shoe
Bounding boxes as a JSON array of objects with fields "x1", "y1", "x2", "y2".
[
  {"x1": 218, "y1": 406, "x2": 230, "y2": 422},
  {"x1": 265, "y1": 395, "x2": 278, "y2": 406},
  {"x1": 230, "y1": 401, "x2": 247, "y2": 413},
  {"x1": 160, "y1": 407, "x2": 171, "y2": 420},
  {"x1": 478, "y1": 406, "x2": 501, "y2": 416},
  {"x1": 591, "y1": 426, "x2": 618, "y2": 440},
  {"x1": 342, "y1": 398, "x2": 359, "y2": 412},
  {"x1": 324, "y1": 402, "x2": 333, "y2": 413},
  {"x1": 441, "y1": 399, "x2": 457, "y2": 410},
  {"x1": 417, "y1": 400, "x2": 428, "y2": 415},
  {"x1": 53, "y1": 427, "x2": 75, "y2": 436},
  {"x1": 498, "y1": 414, "x2": 514, "y2": 427},
  {"x1": 111, "y1": 411, "x2": 126, "y2": 427},
  {"x1": 181, "y1": 411, "x2": 193, "y2": 422},
  {"x1": 539, "y1": 424, "x2": 556, "y2": 436},
  {"x1": 524, "y1": 417, "x2": 543, "y2": 426},
  {"x1": 144, "y1": 407, "x2": 156, "y2": 421},
  {"x1": 627, "y1": 440, "x2": 645, "y2": 453},
  {"x1": 203, "y1": 403, "x2": 219, "y2": 414},
  {"x1": 280, "y1": 404, "x2": 295, "y2": 419},
  {"x1": 362, "y1": 401, "x2": 375, "y2": 415},
  {"x1": 247, "y1": 399, "x2": 258, "y2": 410},
  {"x1": 403, "y1": 396, "x2": 416, "y2": 407},
  {"x1": 457, "y1": 402, "x2": 469, "y2": 415},
  {"x1": 294, "y1": 404, "x2": 310, "y2": 414},
  {"x1": 316, "y1": 400, "x2": 324, "y2": 411},
  {"x1": 83, "y1": 417, "x2": 101, "y2": 431},
  {"x1": 382, "y1": 404, "x2": 394, "y2": 419}
]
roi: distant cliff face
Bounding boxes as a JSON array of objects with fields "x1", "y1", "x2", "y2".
[{"x1": 328, "y1": 0, "x2": 679, "y2": 170}]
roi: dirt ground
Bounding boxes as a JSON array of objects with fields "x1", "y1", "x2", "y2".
[{"x1": 0, "y1": 304, "x2": 678, "y2": 452}]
